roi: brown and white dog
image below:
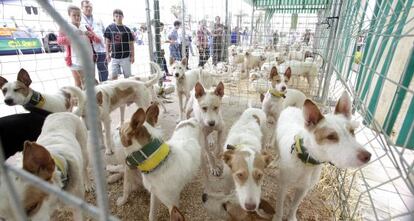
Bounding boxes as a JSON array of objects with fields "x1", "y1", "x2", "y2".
[
  {"x1": 222, "y1": 107, "x2": 272, "y2": 212},
  {"x1": 0, "y1": 68, "x2": 85, "y2": 115},
  {"x1": 82, "y1": 73, "x2": 160, "y2": 155},
  {"x1": 0, "y1": 112, "x2": 93, "y2": 221},
  {"x1": 118, "y1": 105, "x2": 203, "y2": 221}
]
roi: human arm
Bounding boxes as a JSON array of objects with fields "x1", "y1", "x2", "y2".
[
  {"x1": 129, "y1": 41, "x2": 134, "y2": 64},
  {"x1": 57, "y1": 31, "x2": 70, "y2": 45}
]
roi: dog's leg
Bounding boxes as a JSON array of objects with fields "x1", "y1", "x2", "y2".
[
  {"x1": 177, "y1": 93, "x2": 184, "y2": 122},
  {"x1": 183, "y1": 94, "x2": 190, "y2": 115},
  {"x1": 274, "y1": 178, "x2": 287, "y2": 221},
  {"x1": 119, "y1": 105, "x2": 126, "y2": 129},
  {"x1": 71, "y1": 169, "x2": 85, "y2": 221},
  {"x1": 77, "y1": 123, "x2": 94, "y2": 192},
  {"x1": 286, "y1": 187, "x2": 308, "y2": 221},
  {"x1": 149, "y1": 193, "x2": 161, "y2": 221},
  {"x1": 107, "y1": 164, "x2": 124, "y2": 173},
  {"x1": 107, "y1": 172, "x2": 123, "y2": 184},
  {"x1": 103, "y1": 116, "x2": 114, "y2": 155},
  {"x1": 204, "y1": 133, "x2": 222, "y2": 177},
  {"x1": 116, "y1": 167, "x2": 137, "y2": 206}
]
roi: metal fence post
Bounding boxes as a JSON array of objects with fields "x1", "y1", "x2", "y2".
[
  {"x1": 321, "y1": 0, "x2": 343, "y2": 105},
  {"x1": 153, "y1": 0, "x2": 163, "y2": 87},
  {"x1": 145, "y1": 0, "x2": 154, "y2": 63},
  {"x1": 181, "y1": 0, "x2": 187, "y2": 61},
  {"x1": 250, "y1": 7, "x2": 255, "y2": 45},
  {"x1": 35, "y1": 1, "x2": 110, "y2": 220}
]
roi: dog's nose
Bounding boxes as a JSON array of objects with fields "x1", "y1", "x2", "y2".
[
  {"x1": 175, "y1": 73, "x2": 179, "y2": 77},
  {"x1": 357, "y1": 150, "x2": 371, "y2": 164},
  {"x1": 201, "y1": 193, "x2": 208, "y2": 203},
  {"x1": 281, "y1": 86, "x2": 286, "y2": 91},
  {"x1": 4, "y1": 98, "x2": 13, "y2": 105},
  {"x1": 244, "y1": 202, "x2": 257, "y2": 211},
  {"x1": 208, "y1": 121, "x2": 215, "y2": 127}
]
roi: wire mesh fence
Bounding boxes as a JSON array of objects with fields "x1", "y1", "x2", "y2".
[{"x1": 0, "y1": 0, "x2": 413, "y2": 220}]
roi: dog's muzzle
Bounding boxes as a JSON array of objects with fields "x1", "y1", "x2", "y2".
[
  {"x1": 175, "y1": 73, "x2": 180, "y2": 77},
  {"x1": 4, "y1": 98, "x2": 14, "y2": 105}
]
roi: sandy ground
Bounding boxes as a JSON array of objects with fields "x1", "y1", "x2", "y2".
[{"x1": 52, "y1": 81, "x2": 334, "y2": 221}]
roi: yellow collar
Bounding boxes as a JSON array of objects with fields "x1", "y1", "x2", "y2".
[
  {"x1": 126, "y1": 139, "x2": 170, "y2": 173},
  {"x1": 51, "y1": 155, "x2": 69, "y2": 188},
  {"x1": 268, "y1": 89, "x2": 286, "y2": 98},
  {"x1": 24, "y1": 91, "x2": 45, "y2": 108}
]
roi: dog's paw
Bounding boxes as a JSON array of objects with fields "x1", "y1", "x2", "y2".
[
  {"x1": 210, "y1": 165, "x2": 223, "y2": 177},
  {"x1": 116, "y1": 196, "x2": 128, "y2": 206},
  {"x1": 84, "y1": 180, "x2": 95, "y2": 192},
  {"x1": 107, "y1": 173, "x2": 123, "y2": 184},
  {"x1": 105, "y1": 149, "x2": 114, "y2": 155}
]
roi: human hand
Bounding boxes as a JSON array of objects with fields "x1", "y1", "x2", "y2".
[{"x1": 130, "y1": 56, "x2": 135, "y2": 64}]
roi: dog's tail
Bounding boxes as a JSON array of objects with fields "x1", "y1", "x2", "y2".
[
  {"x1": 62, "y1": 86, "x2": 85, "y2": 116},
  {"x1": 145, "y1": 61, "x2": 162, "y2": 87}
]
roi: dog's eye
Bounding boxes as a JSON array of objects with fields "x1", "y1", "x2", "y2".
[
  {"x1": 213, "y1": 106, "x2": 218, "y2": 111},
  {"x1": 25, "y1": 202, "x2": 40, "y2": 216},
  {"x1": 202, "y1": 107, "x2": 208, "y2": 112},
  {"x1": 349, "y1": 128, "x2": 355, "y2": 136},
  {"x1": 253, "y1": 170, "x2": 263, "y2": 181},
  {"x1": 235, "y1": 171, "x2": 247, "y2": 181},
  {"x1": 285, "y1": 80, "x2": 289, "y2": 83},
  {"x1": 14, "y1": 88, "x2": 19, "y2": 92},
  {"x1": 326, "y1": 133, "x2": 339, "y2": 141},
  {"x1": 276, "y1": 80, "x2": 281, "y2": 83},
  {"x1": 2, "y1": 88, "x2": 6, "y2": 94}
]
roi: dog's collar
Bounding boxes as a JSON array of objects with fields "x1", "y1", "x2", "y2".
[
  {"x1": 268, "y1": 89, "x2": 286, "y2": 98},
  {"x1": 24, "y1": 90, "x2": 45, "y2": 109},
  {"x1": 125, "y1": 138, "x2": 170, "y2": 174},
  {"x1": 290, "y1": 135, "x2": 323, "y2": 166},
  {"x1": 51, "y1": 155, "x2": 69, "y2": 188}
]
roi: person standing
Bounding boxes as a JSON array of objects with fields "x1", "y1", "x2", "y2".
[
  {"x1": 168, "y1": 20, "x2": 182, "y2": 65},
  {"x1": 273, "y1": 30, "x2": 279, "y2": 50},
  {"x1": 58, "y1": 5, "x2": 100, "y2": 88},
  {"x1": 104, "y1": 9, "x2": 135, "y2": 80},
  {"x1": 303, "y1": 29, "x2": 311, "y2": 45},
  {"x1": 81, "y1": 0, "x2": 108, "y2": 82},
  {"x1": 196, "y1": 19, "x2": 210, "y2": 67},
  {"x1": 212, "y1": 16, "x2": 224, "y2": 66}
]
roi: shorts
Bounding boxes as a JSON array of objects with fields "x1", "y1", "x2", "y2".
[
  {"x1": 70, "y1": 63, "x2": 83, "y2": 71},
  {"x1": 111, "y1": 57, "x2": 131, "y2": 78}
]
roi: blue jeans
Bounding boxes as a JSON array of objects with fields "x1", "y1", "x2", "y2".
[
  {"x1": 169, "y1": 43, "x2": 182, "y2": 61},
  {"x1": 96, "y1": 52, "x2": 108, "y2": 82}
]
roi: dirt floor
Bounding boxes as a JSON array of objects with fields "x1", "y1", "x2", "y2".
[{"x1": 54, "y1": 81, "x2": 335, "y2": 221}]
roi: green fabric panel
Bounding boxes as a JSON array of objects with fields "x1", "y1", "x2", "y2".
[
  {"x1": 339, "y1": 1, "x2": 359, "y2": 77},
  {"x1": 383, "y1": 46, "x2": 414, "y2": 137},
  {"x1": 355, "y1": 0, "x2": 383, "y2": 94},
  {"x1": 396, "y1": 96, "x2": 414, "y2": 149},
  {"x1": 365, "y1": 0, "x2": 408, "y2": 124},
  {"x1": 359, "y1": 1, "x2": 391, "y2": 101}
]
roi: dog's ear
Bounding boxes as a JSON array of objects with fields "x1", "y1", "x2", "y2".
[
  {"x1": 214, "y1": 82, "x2": 224, "y2": 97},
  {"x1": 222, "y1": 149, "x2": 235, "y2": 168},
  {"x1": 17, "y1": 68, "x2": 32, "y2": 87},
  {"x1": 130, "y1": 108, "x2": 146, "y2": 128},
  {"x1": 260, "y1": 150, "x2": 273, "y2": 167},
  {"x1": 284, "y1": 67, "x2": 292, "y2": 80},
  {"x1": 23, "y1": 141, "x2": 55, "y2": 181},
  {"x1": 335, "y1": 91, "x2": 352, "y2": 119},
  {"x1": 269, "y1": 66, "x2": 278, "y2": 80},
  {"x1": 260, "y1": 93, "x2": 265, "y2": 103},
  {"x1": 120, "y1": 124, "x2": 132, "y2": 147},
  {"x1": 96, "y1": 91, "x2": 103, "y2": 105},
  {"x1": 0, "y1": 76, "x2": 8, "y2": 88},
  {"x1": 181, "y1": 57, "x2": 188, "y2": 66},
  {"x1": 303, "y1": 99, "x2": 324, "y2": 128},
  {"x1": 170, "y1": 206, "x2": 185, "y2": 221},
  {"x1": 195, "y1": 82, "x2": 205, "y2": 99},
  {"x1": 146, "y1": 103, "x2": 160, "y2": 126}
]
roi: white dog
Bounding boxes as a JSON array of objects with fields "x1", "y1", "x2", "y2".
[
  {"x1": 279, "y1": 61, "x2": 318, "y2": 93},
  {"x1": 0, "y1": 68, "x2": 84, "y2": 115},
  {"x1": 0, "y1": 112, "x2": 92, "y2": 221},
  {"x1": 172, "y1": 58, "x2": 218, "y2": 121},
  {"x1": 83, "y1": 74, "x2": 159, "y2": 155},
  {"x1": 222, "y1": 108, "x2": 272, "y2": 212},
  {"x1": 185, "y1": 82, "x2": 225, "y2": 176},
  {"x1": 261, "y1": 66, "x2": 291, "y2": 150},
  {"x1": 118, "y1": 104, "x2": 203, "y2": 221},
  {"x1": 273, "y1": 92, "x2": 371, "y2": 221},
  {"x1": 243, "y1": 52, "x2": 267, "y2": 76}
]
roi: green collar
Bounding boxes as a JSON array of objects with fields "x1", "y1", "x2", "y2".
[
  {"x1": 24, "y1": 90, "x2": 45, "y2": 109},
  {"x1": 125, "y1": 138, "x2": 170, "y2": 173},
  {"x1": 51, "y1": 155, "x2": 69, "y2": 188},
  {"x1": 290, "y1": 135, "x2": 323, "y2": 166},
  {"x1": 268, "y1": 89, "x2": 286, "y2": 98}
]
